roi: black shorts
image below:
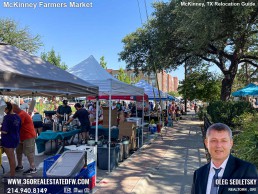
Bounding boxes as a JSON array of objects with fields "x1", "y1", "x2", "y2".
[
  {"x1": 33, "y1": 121, "x2": 43, "y2": 128},
  {"x1": 80, "y1": 125, "x2": 91, "y2": 132}
]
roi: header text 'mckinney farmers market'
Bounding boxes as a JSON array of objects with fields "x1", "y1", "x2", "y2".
[{"x1": 2, "y1": 1, "x2": 93, "y2": 9}]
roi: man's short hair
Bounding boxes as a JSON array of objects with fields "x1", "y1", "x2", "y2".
[
  {"x1": 206, "y1": 123, "x2": 232, "y2": 139},
  {"x1": 63, "y1": 100, "x2": 68, "y2": 105},
  {"x1": 74, "y1": 103, "x2": 82, "y2": 108}
]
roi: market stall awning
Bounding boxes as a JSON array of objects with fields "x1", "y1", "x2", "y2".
[
  {"x1": 134, "y1": 80, "x2": 173, "y2": 100},
  {"x1": 87, "y1": 93, "x2": 148, "y2": 101},
  {"x1": 232, "y1": 83, "x2": 258, "y2": 97},
  {"x1": 0, "y1": 43, "x2": 99, "y2": 97}
]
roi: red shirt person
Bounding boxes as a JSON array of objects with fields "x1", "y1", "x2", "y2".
[{"x1": 12, "y1": 104, "x2": 37, "y2": 175}]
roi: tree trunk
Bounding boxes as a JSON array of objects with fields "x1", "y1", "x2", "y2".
[
  {"x1": 220, "y1": 58, "x2": 239, "y2": 101},
  {"x1": 221, "y1": 77, "x2": 232, "y2": 101},
  {"x1": 221, "y1": 70, "x2": 238, "y2": 101}
]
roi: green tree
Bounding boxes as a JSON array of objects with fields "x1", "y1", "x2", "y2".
[
  {"x1": 41, "y1": 48, "x2": 68, "y2": 70},
  {"x1": 178, "y1": 66, "x2": 221, "y2": 102},
  {"x1": 168, "y1": 91, "x2": 179, "y2": 97},
  {"x1": 132, "y1": 76, "x2": 141, "y2": 84},
  {"x1": 119, "y1": 1, "x2": 258, "y2": 101},
  {"x1": 233, "y1": 112, "x2": 258, "y2": 167},
  {"x1": 0, "y1": 18, "x2": 42, "y2": 53},
  {"x1": 100, "y1": 56, "x2": 107, "y2": 69},
  {"x1": 117, "y1": 67, "x2": 131, "y2": 84},
  {"x1": 232, "y1": 63, "x2": 258, "y2": 92}
]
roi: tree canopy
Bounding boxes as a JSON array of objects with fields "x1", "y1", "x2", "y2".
[
  {"x1": 0, "y1": 18, "x2": 42, "y2": 53},
  {"x1": 100, "y1": 56, "x2": 107, "y2": 69},
  {"x1": 178, "y1": 65, "x2": 221, "y2": 102},
  {"x1": 119, "y1": 0, "x2": 258, "y2": 101},
  {"x1": 117, "y1": 68, "x2": 131, "y2": 84},
  {"x1": 41, "y1": 48, "x2": 68, "y2": 70}
]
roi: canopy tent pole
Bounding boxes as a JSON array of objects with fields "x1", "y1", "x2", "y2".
[
  {"x1": 108, "y1": 90, "x2": 111, "y2": 173},
  {"x1": 95, "y1": 97, "x2": 99, "y2": 185},
  {"x1": 136, "y1": 101, "x2": 138, "y2": 117},
  {"x1": 18, "y1": 95, "x2": 21, "y2": 107},
  {"x1": 84, "y1": 97, "x2": 87, "y2": 109},
  {"x1": 167, "y1": 101, "x2": 169, "y2": 117},
  {"x1": 142, "y1": 95, "x2": 144, "y2": 148}
]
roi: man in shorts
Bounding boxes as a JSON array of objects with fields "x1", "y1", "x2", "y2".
[
  {"x1": 12, "y1": 104, "x2": 37, "y2": 175},
  {"x1": 65, "y1": 103, "x2": 91, "y2": 144}
]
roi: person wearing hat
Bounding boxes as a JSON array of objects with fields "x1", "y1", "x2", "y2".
[
  {"x1": 56, "y1": 100, "x2": 72, "y2": 124},
  {"x1": 65, "y1": 103, "x2": 91, "y2": 145}
]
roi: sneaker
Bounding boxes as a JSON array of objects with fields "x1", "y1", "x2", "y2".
[
  {"x1": 23, "y1": 168, "x2": 37, "y2": 175},
  {"x1": 15, "y1": 166, "x2": 24, "y2": 172},
  {"x1": 81, "y1": 139, "x2": 86, "y2": 145}
]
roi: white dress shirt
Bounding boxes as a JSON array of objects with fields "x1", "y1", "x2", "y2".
[{"x1": 206, "y1": 156, "x2": 229, "y2": 194}]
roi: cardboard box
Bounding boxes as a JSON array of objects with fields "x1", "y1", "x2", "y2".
[
  {"x1": 102, "y1": 124, "x2": 109, "y2": 128},
  {"x1": 102, "y1": 107, "x2": 117, "y2": 126},
  {"x1": 119, "y1": 121, "x2": 136, "y2": 139},
  {"x1": 118, "y1": 112, "x2": 125, "y2": 124}
]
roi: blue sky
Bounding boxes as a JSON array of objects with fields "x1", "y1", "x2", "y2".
[{"x1": 0, "y1": 0, "x2": 184, "y2": 80}]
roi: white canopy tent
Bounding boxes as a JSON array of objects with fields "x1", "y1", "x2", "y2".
[
  {"x1": 0, "y1": 43, "x2": 98, "y2": 97},
  {"x1": 69, "y1": 55, "x2": 145, "y2": 172},
  {"x1": 68, "y1": 55, "x2": 144, "y2": 96}
]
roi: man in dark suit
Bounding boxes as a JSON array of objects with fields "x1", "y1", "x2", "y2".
[{"x1": 191, "y1": 123, "x2": 257, "y2": 194}]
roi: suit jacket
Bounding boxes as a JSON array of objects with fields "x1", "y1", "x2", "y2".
[{"x1": 191, "y1": 155, "x2": 258, "y2": 194}]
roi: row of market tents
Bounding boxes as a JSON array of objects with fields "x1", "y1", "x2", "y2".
[
  {"x1": 68, "y1": 55, "x2": 177, "y2": 101},
  {"x1": 0, "y1": 43, "x2": 176, "y2": 173},
  {"x1": 0, "y1": 43, "x2": 176, "y2": 101}
]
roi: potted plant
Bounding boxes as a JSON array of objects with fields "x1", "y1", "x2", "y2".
[{"x1": 149, "y1": 119, "x2": 157, "y2": 134}]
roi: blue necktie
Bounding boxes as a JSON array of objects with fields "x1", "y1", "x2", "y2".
[{"x1": 210, "y1": 167, "x2": 222, "y2": 194}]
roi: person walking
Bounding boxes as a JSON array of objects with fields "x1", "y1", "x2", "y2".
[
  {"x1": 191, "y1": 123, "x2": 258, "y2": 194},
  {"x1": 65, "y1": 103, "x2": 91, "y2": 145},
  {"x1": 194, "y1": 103, "x2": 198, "y2": 114},
  {"x1": 1, "y1": 102, "x2": 21, "y2": 177},
  {"x1": 12, "y1": 104, "x2": 37, "y2": 175}
]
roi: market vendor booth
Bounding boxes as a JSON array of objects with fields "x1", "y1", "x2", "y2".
[
  {"x1": 0, "y1": 43, "x2": 99, "y2": 193},
  {"x1": 69, "y1": 55, "x2": 146, "y2": 172}
]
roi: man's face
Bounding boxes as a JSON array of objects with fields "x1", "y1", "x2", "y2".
[{"x1": 205, "y1": 129, "x2": 233, "y2": 164}]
